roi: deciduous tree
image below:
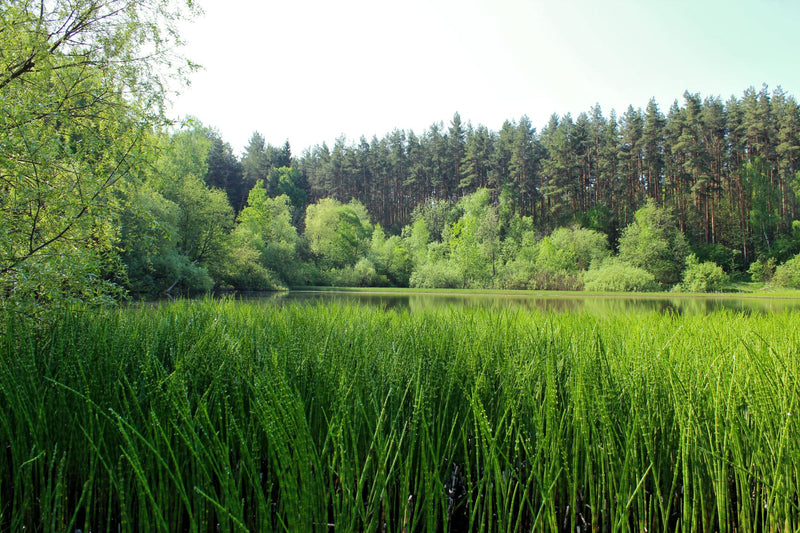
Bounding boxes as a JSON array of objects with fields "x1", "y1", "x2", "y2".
[{"x1": 0, "y1": 0, "x2": 196, "y2": 307}]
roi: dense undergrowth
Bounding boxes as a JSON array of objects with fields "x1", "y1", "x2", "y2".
[{"x1": 1, "y1": 299, "x2": 799, "y2": 531}]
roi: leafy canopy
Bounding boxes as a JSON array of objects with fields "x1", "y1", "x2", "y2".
[{"x1": 0, "y1": 0, "x2": 197, "y2": 308}]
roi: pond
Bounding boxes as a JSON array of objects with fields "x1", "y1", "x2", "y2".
[{"x1": 231, "y1": 290, "x2": 800, "y2": 315}]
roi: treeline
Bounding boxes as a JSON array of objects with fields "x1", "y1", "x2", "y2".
[
  {"x1": 199, "y1": 86, "x2": 800, "y2": 265},
  {"x1": 293, "y1": 86, "x2": 800, "y2": 264},
  {"x1": 110, "y1": 111, "x2": 800, "y2": 296},
  {"x1": 5, "y1": 0, "x2": 800, "y2": 313}
]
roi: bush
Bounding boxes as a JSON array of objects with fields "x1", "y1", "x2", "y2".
[
  {"x1": 677, "y1": 255, "x2": 728, "y2": 292},
  {"x1": 530, "y1": 270, "x2": 583, "y2": 291},
  {"x1": 617, "y1": 200, "x2": 688, "y2": 287},
  {"x1": 694, "y1": 243, "x2": 740, "y2": 272},
  {"x1": 773, "y1": 253, "x2": 800, "y2": 288},
  {"x1": 219, "y1": 245, "x2": 285, "y2": 291},
  {"x1": 496, "y1": 261, "x2": 536, "y2": 290},
  {"x1": 748, "y1": 257, "x2": 777, "y2": 282},
  {"x1": 329, "y1": 258, "x2": 388, "y2": 287},
  {"x1": 409, "y1": 261, "x2": 462, "y2": 289},
  {"x1": 583, "y1": 260, "x2": 659, "y2": 292}
]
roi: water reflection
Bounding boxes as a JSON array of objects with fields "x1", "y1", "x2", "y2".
[{"x1": 242, "y1": 291, "x2": 800, "y2": 315}]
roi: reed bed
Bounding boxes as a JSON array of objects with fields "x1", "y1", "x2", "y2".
[{"x1": 1, "y1": 299, "x2": 798, "y2": 531}]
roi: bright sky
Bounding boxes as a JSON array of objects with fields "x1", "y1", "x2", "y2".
[{"x1": 169, "y1": 0, "x2": 800, "y2": 156}]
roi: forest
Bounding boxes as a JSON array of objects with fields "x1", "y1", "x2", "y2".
[
  {"x1": 3, "y1": 0, "x2": 800, "y2": 309},
  {"x1": 92, "y1": 87, "x2": 800, "y2": 297}
]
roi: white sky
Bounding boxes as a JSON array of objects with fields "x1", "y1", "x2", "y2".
[{"x1": 169, "y1": 0, "x2": 800, "y2": 156}]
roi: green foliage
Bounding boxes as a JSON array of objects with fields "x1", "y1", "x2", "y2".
[
  {"x1": 117, "y1": 181, "x2": 194, "y2": 294},
  {"x1": 748, "y1": 256, "x2": 777, "y2": 282},
  {"x1": 498, "y1": 214, "x2": 535, "y2": 263},
  {"x1": 744, "y1": 157, "x2": 781, "y2": 254},
  {"x1": 0, "y1": 0, "x2": 196, "y2": 308},
  {"x1": 205, "y1": 132, "x2": 245, "y2": 212},
  {"x1": 411, "y1": 198, "x2": 456, "y2": 242},
  {"x1": 618, "y1": 200, "x2": 689, "y2": 287},
  {"x1": 583, "y1": 259, "x2": 659, "y2": 292},
  {"x1": 773, "y1": 253, "x2": 800, "y2": 288},
  {"x1": 693, "y1": 243, "x2": 741, "y2": 272},
  {"x1": 270, "y1": 166, "x2": 308, "y2": 224},
  {"x1": 773, "y1": 220, "x2": 800, "y2": 262},
  {"x1": 576, "y1": 204, "x2": 618, "y2": 243},
  {"x1": 409, "y1": 261, "x2": 462, "y2": 288},
  {"x1": 496, "y1": 257, "x2": 538, "y2": 290},
  {"x1": 495, "y1": 225, "x2": 605, "y2": 291},
  {"x1": 329, "y1": 258, "x2": 387, "y2": 287},
  {"x1": 216, "y1": 242, "x2": 284, "y2": 290},
  {"x1": 677, "y1": 254, "x2": 728, "y2": 292},
  {"x1": 535, "y1": 225, "x2": 610, "y2": 274},
  {"x1": 153, "y1": 131, "x2": 235, "y2": 292},
  {"x1": 369, "y1": 226, "x2": 412, "y2": 286},
  {"x1": 116, "y1": 127, "x2": 237, "y2": 294},
  {"x1": 304, "y1": 198, "x2": 372, "y2": 269},
  {"x1": 402, "y1": 218, "x2": 431, "y2": 267},
  {"x1": 232, "y1": 183, "x2": 298, "y2": 283},
  {"x1": 447, "y1": 189, "x2": 500, "y2": 287}
]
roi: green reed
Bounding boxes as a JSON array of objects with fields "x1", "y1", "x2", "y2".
[{"x1": 1, "y1": 299, "x2": 798, "y2": 531}]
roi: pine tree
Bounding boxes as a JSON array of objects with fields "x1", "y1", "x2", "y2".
[{"x1": 642, "y1": 98, "x2": 666, "y2": 203}]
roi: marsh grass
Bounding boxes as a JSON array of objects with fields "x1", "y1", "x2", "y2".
[{"x1": 1, "y1": 299, "x2": 799, "y2": 531}]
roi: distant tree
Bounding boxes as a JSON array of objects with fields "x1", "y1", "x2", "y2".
[
  {"x1": 535, "y1": 226, "x2": 610, "y2": 274},
  {"x1": 224, "y1": 182, "x2": 299, "y2": 287},
  {"x1": 776, "y1": 95, "x2": 800, "y2": 220},
  {"x1": 618, "y1": 200, "x2": 688, "y2": 287},
  {"x1": 206, "y1": 133, "x2": 244, "y2": 211},
  {"x1": 447, "y1": 189, "x2": 499, "y2": 286},
  {"x1": 541, "y1": 114, "x2": 580, "y2": 228},
  {"x1": 642, "y1": 98, "x2": 666, "y2": 202},
  {"x1": 269, "y1": 166, "x2": 309, "y2": 226},
  {"x1": 618, "y1": 105, "x2": 645, "y2": 214},
  {"x1": 446, "y1": 113, "x2": 466, "y2": 199},
  {"x1": 460, "y1": 124, "x2": 494, "y2": 191},
  {"x1": 241, "y1": 133, "x2": 271, "y2": 198},
  {"x1": 510, "y1": 115, "x2": 540, "y2": 218},
  {"x1": 271, "y1": 140, "x2": 293, "y2": 169},
  {"x1": 369, "y1": 225, "x2": 412, "y2": 286},
  {"x1": 304, "y1": 198, "x2": 372, "y2": 269}
]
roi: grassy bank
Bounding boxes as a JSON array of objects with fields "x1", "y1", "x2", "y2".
[{"x1": 1, "y1": 299, "x2": 799, "y2": 531}]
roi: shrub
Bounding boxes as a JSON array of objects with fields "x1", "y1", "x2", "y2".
[
  {"x1": 329, "y1": 258, "x2": 388, "y2": 287},
  {"x1": 617, "y1": 200, "x2": 688, "y2": 287},
  {"x1": 583, "y1": 260, "x2": 659, "y2": 292},
  {"x1": 677, "y1": 254, "x2": 728, "y2": 292},
  {"x1": 409, "y1": 261, "x2": 462, "y2": 288},
  {"x1": 530, "y1": 270, "x2": 584, "y2": 291},
  {"x1": 695, "y1": 243, "x2": 741, "y2": 272},
  {"x1": 748, "y1": 257, "x2": 777, "y2": 282},
  {"x1": 537, "y1": 226, "x2": 610, "y2": 273},
  {"x1": 496, "y1": 260, "x2": 536, "y2": 290},
  {"x1": 773, "y1": 253, "x2": 800, "y2": 288},
  {"x1": 219, "y1": 244, "x2": 285, "y2": 291}
]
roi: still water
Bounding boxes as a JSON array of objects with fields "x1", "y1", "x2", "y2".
[{"x1": 234, "y1": 290, "x2": 800, "y2": 315}]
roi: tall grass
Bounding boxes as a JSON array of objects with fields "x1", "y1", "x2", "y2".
[{"x1": 1, "y1": 299, "x2": 798, "y2": 531}]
